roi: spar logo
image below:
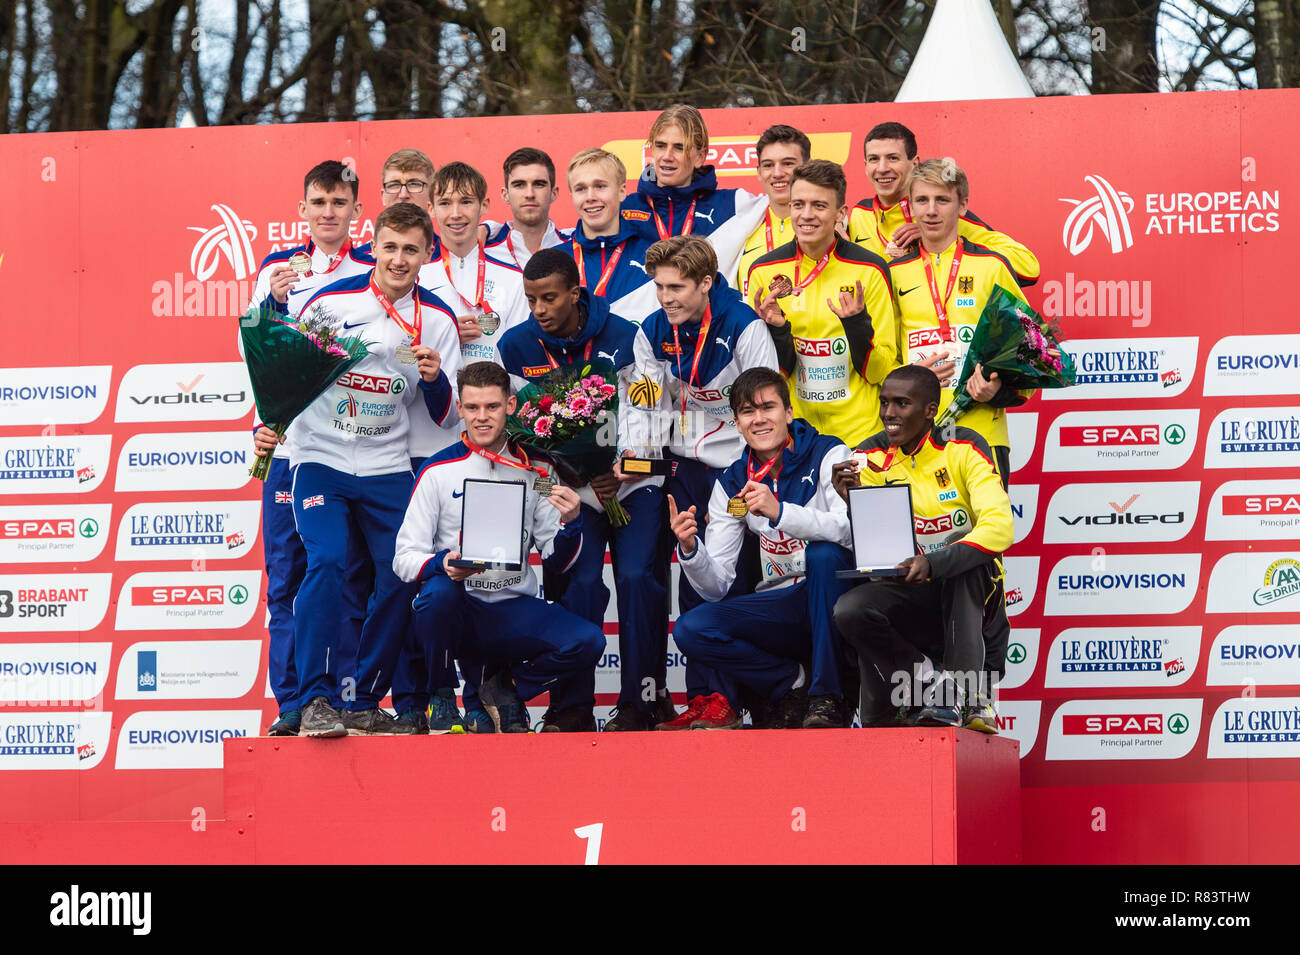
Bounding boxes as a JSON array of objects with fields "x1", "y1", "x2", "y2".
[
  {"x1": 1205, "y1": 407, "x2": 1300, "y2": 469},
  {"x1": 337, "y1": 372, "x2": 406, "y2": 395},
  {"x1": 1046, "y1": 698, "x2": 1202, "y2": 760},
  {"x1": 1000, "y1": 629, "x2": 1039, "y2": 691},
  {"x1": 1060, "y1": 176, "x2": 1135, "y2": 255},
  {"x1": 602, "y1": 132, "x2": 852, "y2": 180},
  {"x1": 1208, "y1": 697, "x2": 1300, "y2": 758},
  {"x1": 0, "y1": 504, "x2": 112, "y2": 563},
  {"x1": 794, "y1": 338, "x2": 849, "y2": 358},
  {"x1": 1045, "y1": 553, "x2": 1201, "y2": 616},
  {"x1": 1253, "y1": 558, "x2": 1300, "y2": 607},
  {"x1": 115, "y1": 571, "x2": 262, "y2": 630},
  {"x1": 1205, "y1": 335, "x2": 1300, "y2": 397},
  {"x1": 1046, "y1": 626, "x2": 1200, "y2": 688},
  {"x1": 1045, "y1": 410, "x2": 1198, "y2": 472},
  {"x1": 1207, "y1": 480, "x2": 1300, "y2": 541}
]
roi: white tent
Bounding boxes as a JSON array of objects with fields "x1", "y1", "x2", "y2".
[{"x1": 895, "y1": 0, "x2": 1034, "y2": 102}]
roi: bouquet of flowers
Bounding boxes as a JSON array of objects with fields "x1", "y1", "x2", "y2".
[
  {"x1": 935, "y1": 287, "x2": 1076, "y2": 430},
  {"x1": 239, "y1": 302, "x2": 370, "y2": 481},
  {"x1": 506, "y1": 363, "x2": 629, "y2": 526}
]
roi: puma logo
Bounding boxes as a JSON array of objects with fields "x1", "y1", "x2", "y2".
[
  {"x1": 598, "y1": 349, "x2": 619, "y2": 363},
  {"x1": 715, "y1": 336, "x2": 732, "y2": 353},
  {"x1": 801, "y1": 471, "x2": 815, "y2": 486},
  {"x1": 629, "y1": 260, "x2": 647, "y2": 274},
  {"x1": 694, "y1": 209, "x2": 715, "y2": 225}
]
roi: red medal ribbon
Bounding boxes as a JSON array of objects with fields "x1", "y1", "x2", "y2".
[
  {"x1": 464, "y1": 435, "x2": 551, "y2": 479},
  {"x1": 537, "y1": 338, "x2": 594, "y2": 370},
  {"x1": 920, "y1": 241, "x2": 964, "y2": 341},
  {"x1": 653, "y1": 198, "x2": 696, "y2": 240},
  {"x1": 793, "y1": 247, "x2": 833, "y2": 294},
  {"x1": 574, "y1": 241, "x2": 625, "y2": 296},
  {"x1": 746, "y1": 436, "x2": 791, "y2": 499},
  {"x1": 872, "y1": 199, "x2": 914, "y2": 251},
  {"x1": 369, "y1": 274, "x2": 421, "y2": 342},
  {"x1": 440, "y1": 240, "x2": 490, "y2": 314},
  {"x1": 671, "y1": 303, "x2": 713, "y2": 427}
]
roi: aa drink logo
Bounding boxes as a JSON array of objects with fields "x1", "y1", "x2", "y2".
[
  {"x1": 1204, "y1": 334, "x2": 1300, "y2": 397},
  {"x1": 1043, "y1": 482, "x2": 1198, "y2": 544},
  {"x1": 1046, "y1": 698, "x2": 1202, "y2": 761},
  {"x1": 1042, "y1": 338, "x2": 1197, "y2": 400},
  {"x1": 115, "y1": 640, "x2": 261, "y2": 700},
  {"x1": 1006, "y1": 413, "x2": 1037, "y2": 474},
  {"x1": 0, "y1": 711, "x2": 111, "y2": 770},
  {"x1": 115, "y1": 571, "x2": 262, "y2": 631},
  {"x1": 0, "y1": 434, "x2": 111, "y2": 495},
  {"x1": 1044, "y1": 554, "x2": 1201, "y2": 616},
  {"x1": 1008, "y1": 485, "x2": 1038, "y2": 546},
  {"x1": 115, "y1": 363, "x2": 253, "y2": 423},
  {"x1": 1003, "y1": 556, "x2": 1039, "y2": 618},
  {"x1": 1204, "y1": 406, "x2": 1300, "y2": 469},
  {"x1": 1205, "y1": 480, "x2": 1300, "y2": 540},
  {"x1": 1206, "y1": 626, "x2": 1300, "y2": 687},
  {"x1": 115, "y1": 431, "x2": 252, "y2": 492},
  {"x1": 1044, "y1": 627, "x2": 1200, "y2": 688},
  {"x1": 0, "y1": 366, "x2": 112, "y2": 425},
  {"x1": 1043, "y1": 410, "x2": 1198, "y2": 472},
  {"x1": 0, "y1": 574, "x2": 112, "y2": 633},
  {"x1": 1060, "y1": 173, "x2": 1280, "y2": 255},
  {"x1": 1205, "y1": 552, "x2": 1300, "y2": 613},
  {"x1": 1207, "y1": 697, "x2": 1300, "y2": 759},
  {"x1": 1000, "y1": 629, "x2": 1039, "y2": 690},
  {"x1": 115, "y1": 710, "x2": 261, "y2": 769},
  {"x1": 115, "y1": 500, "x2": 260, "y2": 562},
  {"x1": 0, "y1": 504, "x2": 111, "y2": 563},
  {"x1": 0, "y1": 642, "x2": 113, "y2": 703},
  {"x1": 996, "y1": 700, "x2": 1041, "y2": 759}
]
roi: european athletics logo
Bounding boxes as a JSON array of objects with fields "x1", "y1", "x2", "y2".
[{"x1": 1060, "y1": 175, "x2": 1135, "y2": 256}]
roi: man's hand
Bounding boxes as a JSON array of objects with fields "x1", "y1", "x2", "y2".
[
  {"x1": 253, "y1": 426, "x2": 285, "y2": 457},
  {"x1": 612, "y1": 450, "x2": 640, "y2": 484},
  {"x1": 897, "y1": 553, "x2": 931, "y2": 585},
  {"x1": 828, "y1": 279, "x2": 866, "y2": 320},
  {"x1": 831, "y1": 460, "x2": 859, "y2": 502},
  {"x1": 544, "y1": 485, "x2": 582, "y2": 524},
  {"x1": 667, "y1": 493, "x2": 698, "y2": 555},
  {"x1": 915, "y1": 350, "x2": 955, "y2": 386},
  {"x1": 458, "y1": 314, "x2": 482, "y2": 344},
  {"x1": 965, "y1": 363, "x2": 1001, "y2": 402},
  {"x1": 753, "y1": 285, "x2": 786, "y2": 328},
  {"x1": 443, "y1": 550, "x2": 482, "y2": 582},
  {"x1": 740, "y1": 480, "x2": 779, "y2": 521},
  {"x1": 414, "y1": 344, "x2": 442, "y2": 383},
  {"x1": 268, "y1": 265, "x2": 299, "y2": 304},
  {"x1": 589, "y1": 469, "x2": 620, "y2": 498},
  {"x1": 886, "y1": 221, "x2": 921, "y2": 255}
]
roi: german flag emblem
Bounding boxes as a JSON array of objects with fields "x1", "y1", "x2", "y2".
[
  {"x1": 958, "y1": 276, "x2": 974, "y2": 294},
  {"x1": 934, "y1": 467, "x2": 951, "y2": 488},
  {"x1": 628, "y1": 376, "x2": 662, "y2": 407}
]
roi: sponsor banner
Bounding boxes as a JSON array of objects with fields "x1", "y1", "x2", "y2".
[
  {"x1": 1009, "y1": 484, "x2": 1038, "y2": 546},
  {"x1": 1044, "y1": 627, "x2": 1200, "y2": 688},
  {"x1": 114, "y1": 710, "x2": 261, "y2": 769},
  {"x1": 1207, "y1": 696, "x2": 1300, "y2": 759},
  {"x1": 1205, "y1": 552, "x2": 1300, "y2": 613},
  {"x1": 1043, "y1": 337, "x2": 1196, "y2": 400},
  {"x1": 115, "y1": 362, "x2": 254, "y2": 423},
  {"x1": 1043, "y1": 410, "x2": 1197, "y2": 472},
  {"x1": 115, "y1": 500, "x2": 260, "y2": 561},
  {"x1": 0, "y1": 504, "x2": 111, "y2": 563},
  {"x1": 1043, "y1": 481, "x2": 1198, "y2": 544},
  {"x1": 0, "y1": 642, "x2": 113, "y2": 703},
  {"x1": 1006, "y1": 413, "x2": 1037, "y2": 474},
  {"x1": 1204, "y1": 406, "x2": 1300, "y2": 469},
  {"x1": 0, "y1": 573, "x2": 113, "y2": 633},
  {"x1": 996, "y1": 700, "x2": 1041, "y2": 759},
  {"x1": 116, "y1": 640, "x2": 262, "y2": 699},
  {"x1": 114, "y1": 431, "x2": 253, "y2": 492},
  {"x1": 1206, "y1": 479, "x2": 1300, "y2": 541},
  {"x1": 1045, "y1": 554, "x2": 1201, "y2": 616},
  {"x1": 1203, "y1": 334, "x2": 1300, "y2": 397},
  {"x1": 596, "y1": 637, "x2": 688, "y2": 697},
  {"x1": 0, "y1": 711, "x2": 112, "y2": 770},
  {"x1": 0, "y1": 434, "x2": 111, "y2": 495},
  {"x1": 114, "y1": 571, "x2": 263, "y2": 631},
  {"x1": 1046, "y1": 698, "x2": 1203, "y2": 761},
  {"x1": 1003, "y1": 556, "x2": 1039, "y2": 618},
  {"x1": 1206, "y1": 626, "x2": 1300, "y2": 687},
  {"x1": 1000, "y1": 629, "x2": 1038, "y2": 690},
  {"x1": 0, "y1": 366, "x2": 112, "y2": 425}
]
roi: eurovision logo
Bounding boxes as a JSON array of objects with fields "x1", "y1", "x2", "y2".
[
  {"x1": 114, "y1": 571, "x2": 262, "y2": 631},
  {"x1": 1206, "y1": 626, "x2": 1300, "y2": 687},
  {"x1": 0, "y1": 712, "x2": 112, "y2": 770},
  {"x1": 1042, "y1": 338, "x2": 1196, "y2": 400},
  {"x1": 114, "y1": 432, "x2": 253, "y2": 493},
  {"x1": 0, "y1": 435, "x2": 112, "y2": 495},
  {"x1": 114, "y1": 363, "x2": 253, "y2": 423},
  {"x1": 1205, "y1": 552, "x2": 1300, "y2": 613},
  {"x1": 1205, "y1": 480, "x2": 1300, "y2": 541},
  {"x1": 1043, "y1": 410, "x2": 1198, "y2": 472},
  {"x1": 0, "y1": 366, "x2": 112, "y2": 426},
  {"x1": 1043, "y1": 482, "x2": 1198, "y2": 545},
  {"x1": 1044, "y1": 554, "x2": 1201, "y2": 616},
  {"x1": 1206, "y1": 697, "x2": 1300, "y2": 759},
  {"x1": 1045, "y1": 698, "x2": 1202, "y2": 761},
  {"x1": 0, "y1": 574, "x2": 113, "y2": 633},
  {"x1": 0, "y1": 642, "x2": 113, "y2": 704},
  {"x1": 1203, "y1": 334, "x2": 1300, "y2": 397},
  {"x1": 114, "y1": 710, "x2": 261, "y2": 770},
  {"x1": 114, "y1": 500, "x2": 260, "y2": 562},
  {"x1": 1203, "y1": 406, "x2": 1300, "y2": 469},
  {"x1": 114, "y1": 640, "x2": 262, "y2": 700},
  {"x1": 0, "y1": 504, "x2": 111, "y2": 564},
  {"x1": 1044, "y1": 627, "x2": 1200, "y2": 688}
]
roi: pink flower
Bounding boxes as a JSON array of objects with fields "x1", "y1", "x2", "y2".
[
  {"x1": 569, "y1": 394, "x2": 593, "y2": 416},
  {"x1": 535, "y1": 415, "x2": 552, "y2": 437},
  {"x1": 585, "y1": 374, "x2": 604, "y2": 388},
  {"x1": 599, "y1": 383, "x2": 616, "y2": 398}
]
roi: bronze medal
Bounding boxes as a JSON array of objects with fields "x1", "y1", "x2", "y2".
[
  {"x1": 533, "y1": 476, "x2": 556, "y2": 497},
  {"x1": 479, "y1": 311, "x2": 501, "y2": 335},
  {"x1": 768, "y1": 274, "x2": 794, "y2": 299},
  {"x1": 726, "y1": 496, "x2": 749, "y2": 518},
  {"x1": 289, "y1": 252, "x2": 312, "y2": 275}
]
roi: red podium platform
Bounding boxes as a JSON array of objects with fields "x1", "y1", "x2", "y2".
[{"x1": 1, "y1": 728, "x2": 1019, "y2": 864}]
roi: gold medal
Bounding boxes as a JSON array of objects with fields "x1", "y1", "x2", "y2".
[
  {"x1": 395, "y1": 343, "x2": 416, "y2": 365},
  {"x1": 726, "y1": 496, "x2": 749, "y2": 518},
  {"x1": 533, "y1": 476, "x2": 556, "y2": 497},
  {"x1": 289, "y1": 252, "x2": 312, "y2": 275},
  {"x1": 479, "y1": 311, "x2": 501, "y2": 335}
]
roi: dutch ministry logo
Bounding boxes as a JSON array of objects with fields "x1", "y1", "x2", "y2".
[
  {"x1": 188, "y1": 203, "x2": 259, "y2": 280},
  {"x1": 1060, "y1": 175, "x2": 1135, "y2": 256}
]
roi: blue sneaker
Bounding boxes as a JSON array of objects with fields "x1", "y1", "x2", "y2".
[
  {"x1": 267, "y1": 709, "x2": 301, "y2": 736},
  {"x1": 463, "y1": 707, "x2": 496, "y2": 734},
  {"x1": 427, "y1": 688, "x2": 466, "y2": 735},
  {"x1": 917, "y1": 673, "x2": 964, "y2": 727}
]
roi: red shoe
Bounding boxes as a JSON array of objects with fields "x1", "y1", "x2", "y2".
[
  {"x1": 655, "y1": 694, "x2": 708, "y2": 730},
  {"x1": 690, "y1": 693, "x2": 742, "y2": 730}
]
